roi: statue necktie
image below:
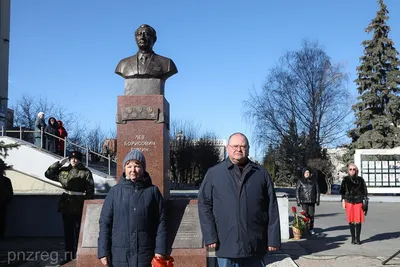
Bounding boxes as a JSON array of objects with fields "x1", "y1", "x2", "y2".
[{"x1": 141, "y1": 55, "x2": 147, "y2": 65}]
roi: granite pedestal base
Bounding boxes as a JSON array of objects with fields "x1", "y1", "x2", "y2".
[{"x1": 116, "y1": 95, "x2": 170, "y2": 199}]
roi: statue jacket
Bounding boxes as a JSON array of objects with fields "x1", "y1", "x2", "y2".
[{"x1": 115, "y1": 52, "x2": 177, "y2": 81}]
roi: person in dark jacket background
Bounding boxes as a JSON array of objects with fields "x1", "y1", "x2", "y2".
[
  {"x1": 34, "y1": 112, "x2": 46, "y2": 148},
  {"x1": 296, "y1": 167, "x2": 320, "y2": 235},
  {"x1": 45, "y1": 151, "x2": 94, "y2": 263},
  {"x1": 57, "y1": 120, "x2": 68, "y2": 156},
  {"x1": 340, "y1": 163, "x2": 368, "y2": 245},
  {"x1": 198, "y1": 132, "x2": 281, "y2": 267},
  {"x1": 0, "y1": 160, "x2": 13, "y2": 240},
  {"x1": 98, "y1": 149, "x2": 167, "y2": 267},
  {"x1": 45, "y1": 117, "x2": 59, "y2": 153}
]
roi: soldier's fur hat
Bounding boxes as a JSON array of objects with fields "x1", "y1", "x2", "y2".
[{"x1": 69, "y1": 151, "x2": 83, "y2": 162}]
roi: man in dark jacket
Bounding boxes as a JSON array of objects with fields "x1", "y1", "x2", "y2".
[
  {"x1": 45, "y1": 151, "x2": 94, "y2": 263},
  {"x1": 0, "y1": 160, "x2": 13, "y2": 240},
  {"x1": 296, "y1": 167, "x2": 320, "y2": 235},
  {"x1": 198, "y1": 132, "x2": 281, "y2": 267}
]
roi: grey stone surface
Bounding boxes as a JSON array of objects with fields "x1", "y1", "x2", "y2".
[
  {"x1": 278, "y1": 195, "x2": 289, "y2": 240},
  {"x1": 171, "y1": 204, "x2": 203, "y2": 249},
  {"x1": 286, "y1": 201, "x2": 400, "y2": 266},
  {"x1": 264, "y1": 254, "x2": 299, "y2": 267},
  {"x1": 81, "y1": 204, "x2": 102, "y2": 248},
  {"x1": 124, "y1": 78, "x2": 165, "y2": 95}
]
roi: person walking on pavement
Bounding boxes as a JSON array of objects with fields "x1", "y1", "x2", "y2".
[
  {"x1": 296, "y1": 167, "x2": 320, "y2": 235},
  {"x1": 98, "y1": 149, "x2": 168, "y2": 267},
  {"x1": 45, "y1": 151, "x2": 95, "y2": 263},
  {"x1": 198, "y1": 132, "x2": 281, "y2": 267},
  {"x1": 340, "y1": 163, "x2": 368, "y2": 245}
]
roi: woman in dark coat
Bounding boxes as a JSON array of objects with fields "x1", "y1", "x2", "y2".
[
  {"x1": 45, "y1": 117, "x2": 59, "y2": 153},
  {"x1": 340, "y1": 163, "x2": 368, "y2": 245},
  {"x1": 296, "y1": 167, "x2": 320, "y2": 235},
  {"x1": 98, "y1": 149, "x2": 167, "y2": 267}
]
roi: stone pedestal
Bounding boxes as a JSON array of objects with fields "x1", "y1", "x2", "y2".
[
  {"x1": 167, "y1": 199, "x2": 206, "y2": 267},
  {"x1": 124, "y1": 78, "x2": 165, "y2": 95},
  {"x1": 116, "y1": 95, "x2": 170, "y2": 199},
  {"x1": 76, "y1": 199, "x2": 207, "y2": 267},
  {"x1": 76, "y1": 200, "x2": 104, "y2": 267}
]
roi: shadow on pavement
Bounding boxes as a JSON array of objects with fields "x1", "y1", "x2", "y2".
[
  {"x1": 288, "y1": 233, "x2": 348, "y2": 260},
  {"x1": 314, "y1": 212, "x2": 341, "y2": 218},
  {"x1": 320, "y1": 225, "x2": 349, "y2": 232},
  {"x1": 284, "y1": 224, "x2": 349, "y2": 260},
  {"x1": 362, "y1": 231, "x2": 400, "y2": 244}
]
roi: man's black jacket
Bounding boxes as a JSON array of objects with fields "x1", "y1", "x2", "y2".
[{"x1": 198, "y1": 158, "x2": 281, "y2": 258}]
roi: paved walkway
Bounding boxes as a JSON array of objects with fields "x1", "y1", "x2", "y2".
[{"x1": 2, "y1": 198, "x2": 400, "y2": 266}]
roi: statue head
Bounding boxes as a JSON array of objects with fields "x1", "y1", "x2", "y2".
[{"x1": 135, "y1": 24, "x2": 157, "y2": 53}]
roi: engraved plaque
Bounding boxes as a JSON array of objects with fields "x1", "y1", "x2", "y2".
[
  {"x1": 171, "y1": 204, "x2": 203, "y2": 248},
  {"x1": 82, "y1": 204, "x2": 102, "y2": 248}
]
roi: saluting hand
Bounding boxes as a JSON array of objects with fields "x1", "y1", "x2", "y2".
[{"x1": 59, "y1": 157, "x2": 69, "y2": 165}]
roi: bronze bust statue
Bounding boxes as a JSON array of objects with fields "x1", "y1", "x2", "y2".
[{"x1": 115, "y1": 24, "x2": 178, "y2": 81}]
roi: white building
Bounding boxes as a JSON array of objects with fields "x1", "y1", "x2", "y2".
[
  {"x1": 354, "y1": 147, "x2": 400, "y2": 194},
  {"x1": 0, "y1": 0, "x2": 10, "y2": 129}
]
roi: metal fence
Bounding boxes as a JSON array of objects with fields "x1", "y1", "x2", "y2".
[{"x1": 1, "y1": 126, "x2": 116, "y2": 177}]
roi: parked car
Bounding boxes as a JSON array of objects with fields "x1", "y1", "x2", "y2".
[{"x1": 331, "y1": 184, "x2": 341, "y2": 195}]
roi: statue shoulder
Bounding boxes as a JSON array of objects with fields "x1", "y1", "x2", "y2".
[
  {"x1": 153, "y1": 53, "x2": 178, "y2": 74},
  {"x1": 117, "y1": 54, "x2": 138, "y2": 66}
]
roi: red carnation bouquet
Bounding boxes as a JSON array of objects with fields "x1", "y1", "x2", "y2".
[
  {"x1": 151, "y1": 255, "x2": 174, "y2": 267},
  {"x1": 291, "y1": 206, "x2": 309, "y2": 231}
]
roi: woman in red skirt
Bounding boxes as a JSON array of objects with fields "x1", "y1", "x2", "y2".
[{"x1": 340, "y1": 163, "x2": 368, "y2": 245}]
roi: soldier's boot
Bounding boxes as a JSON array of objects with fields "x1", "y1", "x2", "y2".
[
  {"x1": 349, "y1": 223, "x2": 356, "y2": 244},
  {"x1": 355, "y1": 223, "x2": 362, "y2": 245}
]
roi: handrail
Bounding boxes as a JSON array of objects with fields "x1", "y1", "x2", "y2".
[{"x1": 1, "y1": 126, "x2": 116, "y2": 177}]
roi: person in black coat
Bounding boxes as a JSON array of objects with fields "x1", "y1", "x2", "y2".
[
  {"x1": 198, "y1": 133, "x2": 280, "y2": 267},
  {"x1": 98, "y1": 149, "x2": 167, "y2": 267},
  {"x1": 45, "y1": 117, "x2": 59, "y2": 154},
  {"x1": 296, "y1": 167, "x2": 320, "y2": 235},
  {"x1": 340, "y1": 163, "x2": 368, "y2": 245},
  {"x1": 0, "y1": 160, "x2": 13, "y2": 240}
]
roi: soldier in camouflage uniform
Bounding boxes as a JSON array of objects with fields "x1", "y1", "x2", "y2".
[{"x1": 45, "y1": 151, "x2": 94, "y2": 263}]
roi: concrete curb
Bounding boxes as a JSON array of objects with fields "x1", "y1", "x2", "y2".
[{"x1": 319, "y1": 195, "x2": 400, "y2": 202}]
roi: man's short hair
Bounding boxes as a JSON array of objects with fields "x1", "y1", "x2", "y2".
[{"x1": 228, "y1": 132, "x2": 250, "y2": 147}]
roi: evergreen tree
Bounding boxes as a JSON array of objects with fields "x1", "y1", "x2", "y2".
[
  {"x1": 349, "y1": 0, "x2": 400, "y2": 151},
  {"x1": 0, "y1": 140, "x2": 19, "y2": 172},
  {"x1": 275, "y1": 115, "x2": 304, "y2": 185},
  {"x1": 262, "y1": 144, "x2": 276, "y2": 182}
]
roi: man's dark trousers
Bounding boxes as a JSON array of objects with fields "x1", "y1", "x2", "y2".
[{"x1": 62, "y1": 213, "x2": 82, "y2": 260}]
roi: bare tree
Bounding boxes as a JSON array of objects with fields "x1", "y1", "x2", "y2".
[
  {"x1": 244, "y1": 40, "x2": 352, "y2": 152},
  {"x1": 11, "y1": 94, "x2": 76, "y2": 144},
  {"x1": 12, "y1": 94, "x2": 75, "y2": 129}
]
